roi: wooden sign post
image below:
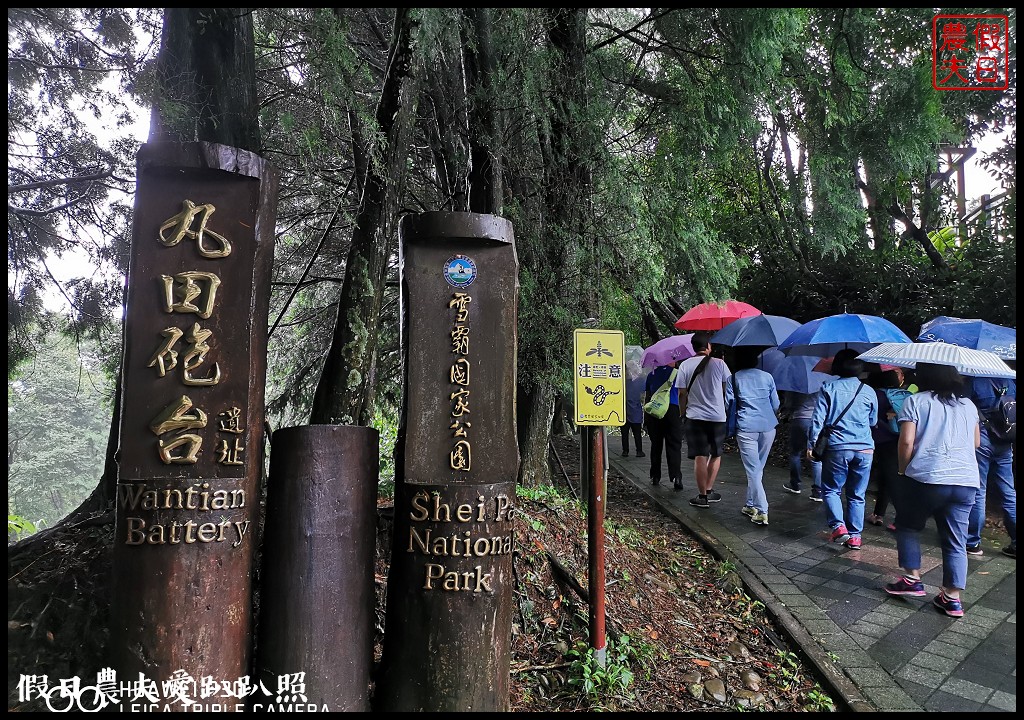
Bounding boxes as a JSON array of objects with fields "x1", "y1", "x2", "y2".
[
  {"x1": 376, "y1": 212, "x2": 519, "y2": 711},
  {"x1": 110, "y1": 143, "x2": 277, "y2": 709}
]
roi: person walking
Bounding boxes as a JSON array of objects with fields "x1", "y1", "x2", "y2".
[
  {"x1": 965, "y1": 373, "x2": 1017, "y2": 559},
  {"x1": 727, "y1": 347, "x2": 780, "y2": 526},
  {"x1": 808, "y1": 357, "x2": 878, "y2": 549},
  {"x1": 866, "y1": 369, "x2": 911, "y2": 531},
  {"x1": 674, "y1": 333, "x2": 732, "y2": 507},
  {"x1": 621, "y1": 374, "x2": 646, "y2": 458},
  {"x1": 781, "y1": 390, "x2": 824, "y2": 501},
  {"x1": 644, "y1": 363, "x2": 683, "y2": 487},
  {"x1": 884, "y1": 362, "x2": 981, "y2": 618}
]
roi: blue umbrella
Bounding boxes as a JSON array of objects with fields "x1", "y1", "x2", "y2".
[
  {"x1": 757, "y1": 348, "x2": 785, "y2": 375},
  {"x1": 710, "y1": 314, "x2": 801, "y2": 348},
  {"x1": 777, "y1": 313, "x2": 912, "y2": 357},
  {"x1": 917, "y1": 316, "x2": 1016, "y2": 360},
  {"x1": 770, "y1": 355, "x2": 837, "y2": 394}
]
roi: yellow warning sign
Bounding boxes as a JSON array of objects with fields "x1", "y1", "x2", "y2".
[{"x1": 573, "y1": 329, "x2": 626, "y2": 426}]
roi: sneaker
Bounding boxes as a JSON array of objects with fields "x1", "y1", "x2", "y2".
[
  {"x1": 689, "y1": 494, "x2": 710, "y2": 509},
  {"x1": 621, "y1": 451, "x2": 630, "y2": 457},
  {"x1": 741, "y1": 505, "x2": 757, "y2": 517},
  {"x1": 966, "y1": 545, "x2": 984, "y2": 557},
  {"x1": 783, "y1": 483, "x2": 802, "y2": 495},
  {"x1": 933, "y1": 591, "x2": 964, "y2": 618},
  {"x1": 672, "y1": 480, "x2": 683, "y2": 492},
  {"x1": 867, "y1": 514, "x2": 884, "y2": 526},
  {"x1": 809, "y1": 487, "x2": 823, "y2": 502},
  {"x1": 829, "y1": 524, "x2": 850, "y2": 544},
  {"x1": 636, "y1": 451, "x2": 646, "y2": 457},
  {"x1": 651, "y1": 477, "x2": 660, "y2": 486},
  {"x1": 844, "y1": 536, "x2": 862, "y2": 549},
  {"x1": 1002, "y1": 545, "x2": 1016, "y2": 559},
  {"x1": 886, "y1": 522, "x2": 896, "y2": 532},
  {"x1": 750, "y1": 511, "x2": 769, "y2": 526},
  {"x1": 884, "y1": 576, "x2": 925, "y2": 597},
  {"x1": 707, "y1": 490, "x2": 722, "y2": 503}
]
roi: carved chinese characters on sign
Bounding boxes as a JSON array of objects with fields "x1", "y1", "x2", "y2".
[
  {"x1": 448, "y1": 292, "x2": 472, "y2": 471},
  {"x1": 145, "y1": 201, "x2": 241, "y2": 468},
  {"x1": 118, "y1": 188, "x2": 258, "y2": 548}
]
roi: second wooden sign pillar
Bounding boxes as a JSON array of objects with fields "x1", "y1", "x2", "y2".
[{"x1": 376, "y1": 212, "x2": 519, "y2": 711}]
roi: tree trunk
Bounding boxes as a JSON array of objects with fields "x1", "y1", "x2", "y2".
[
  {"x1": 310, "y1": 9, "x2": 420, "y2": 426},
  {"x1": 149, "y1": 8, "x2": 261, "y2": 149},
  {"x1": 463, "y1": 8, "x2": 503, "y2": 214},
  {"x1": 517, "y1": 384, "x2": 557, "y2": 486}
]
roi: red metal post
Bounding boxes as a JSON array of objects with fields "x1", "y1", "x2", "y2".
[{"x1": 588, "y1": 426, "x2": 607, "y2": 666}]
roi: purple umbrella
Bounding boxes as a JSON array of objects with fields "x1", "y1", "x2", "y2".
[{"x1": 641, "y1": 334, "x2": 696, "y2": 368}]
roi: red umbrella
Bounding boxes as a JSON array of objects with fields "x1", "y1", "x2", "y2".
[{"x1": 674, "y1": 300, "x2": 760, "y2": 331}]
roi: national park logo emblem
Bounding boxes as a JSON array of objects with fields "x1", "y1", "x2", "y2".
[{"x1": 443, "y1": 254, "x2": 477, "y2": 288}]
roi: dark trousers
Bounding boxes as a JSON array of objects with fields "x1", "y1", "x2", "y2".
[
  {"x1": 621, "y1": 421, "x2": 643, "y2": 454},
  {"x1": 645, "y1": 408, "x2": 683, "y2": 482},
  {"x1": 872, "y1": 441, "x2": 898, "y2": 517}
]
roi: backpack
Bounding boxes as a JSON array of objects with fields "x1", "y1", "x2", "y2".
[
  {"x1": 983, "y1": 383, "x2": 1016, "y2": 443},
  {"x1": 883, "y1": 388, "x2": 913, "y2": 435}
]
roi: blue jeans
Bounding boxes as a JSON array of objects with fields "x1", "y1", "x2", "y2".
[
  {"x1": 737, "y1": 429, "x2": 776, "y2": 513},
  {"x1": 892, "y1": 478, "x2": 975, "y2": 590},
  {"x1": 966, "y1": 437, "x2": 1016, "y2": 549},
  {"x1": 821, "y1": 449, "x2": 873, "y2": 537},
  {"x1": 788, "y1": 418, "x2": 821, "y2": 489}
]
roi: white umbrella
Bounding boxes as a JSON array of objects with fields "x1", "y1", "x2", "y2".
[{"x1": 856, "y1": 342, "x2": 1015, "y2": 379}]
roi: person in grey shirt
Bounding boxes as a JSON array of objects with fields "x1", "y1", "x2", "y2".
[{"x1": 885, "y1": 362, "x2": 980, "y2": 618}]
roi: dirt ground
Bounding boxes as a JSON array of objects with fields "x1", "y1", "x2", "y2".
[{"x1": 10, "y1": 424, "x2": 1004, "y2": 712}]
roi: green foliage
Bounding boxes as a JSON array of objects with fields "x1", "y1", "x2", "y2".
[
  {"x1": 8, "y1": 328, "x2": 114, "y2": 534},
  {"x1": 8, "y1": 514, "x2": 38, "y2": 542},
  {"x1": 371, "y1": 405, "x2": 399, "y2": 500},
  {"x1": 566, "y1": 633, "x2": 650, "y2": 710}
]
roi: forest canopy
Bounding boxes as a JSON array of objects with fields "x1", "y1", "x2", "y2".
[{"x1": 7, "y1": 7, "x2": 1016, "y2": 534}]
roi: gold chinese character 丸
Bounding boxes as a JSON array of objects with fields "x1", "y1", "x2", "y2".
[{"x1": 159, "y1": 200, "x2": 232, "y2": 258}]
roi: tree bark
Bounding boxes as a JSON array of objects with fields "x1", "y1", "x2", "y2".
[
  {"x1": 463, "y1": 8, "x2": 503, "y2": 215},
  {"x1": 149, "y1": 8, "x2": 261, "y2": 149},
  {"x1": 310, "y1": 8, "x2": 420, "y2": 426}
]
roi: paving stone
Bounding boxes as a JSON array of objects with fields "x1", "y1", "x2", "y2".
[
  {"x1": 987, "y1": 690, "x2": 1016, "y2": 712},
  {"x1": 923, "y1": 689, "x2": 982, "y2": 712},
  {"x1": 939, "y1": 677, "x2": 995, "y2": 703},
  {"x1": 609, "y1": 451, "x2": 1015, "y2": 717}
]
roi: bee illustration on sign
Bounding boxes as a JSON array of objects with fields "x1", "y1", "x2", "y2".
[
  {"x1": 443, "y1": 255, "x2": 477, "y2": 288},
  {"x1": 585, "y1": 341, "x2": 613, "y2": 358}
]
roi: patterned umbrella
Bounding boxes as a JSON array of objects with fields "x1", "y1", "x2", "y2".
[
  {"x1": 674, "y1": 300, "x2": 760, "y2": 331},
  {"x1": 857, "y1": 342, "x2": 1015, "y2": 379}
]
